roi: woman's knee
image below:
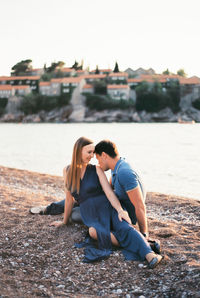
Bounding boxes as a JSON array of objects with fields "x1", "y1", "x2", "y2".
[{"x1": 89, "y1": 227, "x2": 97, "y2": 239}]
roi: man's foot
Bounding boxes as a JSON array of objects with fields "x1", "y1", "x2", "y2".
[
  {"x1": 146, "y1": 253, "x2": 163, "y2": 269},
  {"x1": 29, "y1": 206, "x2": 47, "y2": 215}
]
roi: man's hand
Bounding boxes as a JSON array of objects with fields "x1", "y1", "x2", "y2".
[
  {"x1": 118, "y1": 210, "x2": 132, "y2": 224},
  {"x1": 50, "y1": 220, "x2": 65, "y2": 227}
]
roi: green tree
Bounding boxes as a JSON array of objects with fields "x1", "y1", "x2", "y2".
[
  {"x1": 11, "y1": 59, "x2": 32, "y2": 76},
  {"x1": 192, "y1": 98, "x2": 200, "y2": 110},
  {"x1": 46, "y1": 61, "x2": 65, "y2": 73},
  {"x1": 177, "y1": 68, "x2": 187, "y2": 77},
  {"x1": 166, "y1": 80, "x2": 180, "y2": 112},
  {"x1": 95, "y1": 65, "x2": 100, "y2": 74},
  {"x1": 93, "y1": 81, "x2": 107, "y2": 94},
  {"x1": 0, "y1": 98, "x2": 8, "y2": 115},
  {"x1": 71, "y1": 60, "x2": 82, "y2": 70},
  {"x1": 162, "y1": 68, "x2": 170, "y2": 75},
  {"x1": 113, "y1": 62, "x2": 119, "y2": 73},
  {"x1": 135, "y1": 81, "x2": 149, "y2": 96}
]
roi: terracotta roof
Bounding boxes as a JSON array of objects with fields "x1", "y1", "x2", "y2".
[
  {"x1": 108, "y1": 72, "x2": 128, "y2": 77},
  {"x1": 9, "y1": 76, "x2": 40, "y2": 80},
  {"x1": 59, "y1": 67, "x2": 73, "y2": 73},
  {"x1": 0, "y1": 76, "x2": 10, "y2": 81},
  {"x1": 82, "y1": 74, "x2": 106, "y2": 79},
  {"x1": 0, "y1": 76, "x2": 40, "y2": 81},
  {"x1": 90, "y1": 69, "x2": 112, "y2": 73},
  {"x1": 83, "y1": 84, "x2": 93, "y2": 89},
  {"x1": 27, "y1": 68, "x2": 42, "y2": 71},
  {"x1": 129, "y1": 74, "x2": 200, "y2": 85},
  {"x1": 107, "y1": 84, "x2": 129, "y2": 89},
  {"x1": 179, "y1": 76, "x2": 200, "y2": 85},
  {"x1": 39, "y1": 82, "x2": 51, "y2": 86},
  {"x1": 50, "y1": 78, "x2": 63, "y2": 83},
  {"x1": 128, "y1": 77, "x2": 166, "y2": 83},
  {"x1": 51, "y1": 77, "x2": 82, "y2": 84},
  {"x1": 62, "y1": 77, "x2": 82, "y2": 83},
  {"x1": 0, "y1": 85, "x2": 13, "y2": 90},
  {"x1": 13, "y1": 85, "x2": 30, "y2": 90}
]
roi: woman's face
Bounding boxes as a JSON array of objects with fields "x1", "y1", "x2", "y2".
[{"x1": 81, "y1": 143, "x2": 95, "y2": 164}]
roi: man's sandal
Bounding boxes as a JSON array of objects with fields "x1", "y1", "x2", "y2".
[{"x1": 148, "y1": 255, "x2": 163, "y2": 269}]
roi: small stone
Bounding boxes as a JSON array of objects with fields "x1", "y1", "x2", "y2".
[
  {"x1": 116, "y1": 289, "x2": 123, "y2": 294},
  {"x1": 24, "y1": 243, "x2": 29, "y2": 247},
  {"x1": 57, "y1": 285, "x2": 65, "y2": 289},
  {"x1": 138, "y1": 263, "x2": 144, "y2": 268}
]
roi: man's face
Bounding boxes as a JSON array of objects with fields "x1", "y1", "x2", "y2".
[{"x1": 95, "y1": 153, "x2": 110, "y2": 171}]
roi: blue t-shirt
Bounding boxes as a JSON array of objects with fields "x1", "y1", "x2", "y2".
[{"x1": 111, "y1": 158, "x2": 146, "y2": 224}]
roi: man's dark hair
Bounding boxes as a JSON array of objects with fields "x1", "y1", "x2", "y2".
[{"x1": 94, "y1": 140, "x2": 119, "y2": 158}]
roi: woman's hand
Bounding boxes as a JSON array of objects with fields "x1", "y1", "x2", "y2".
[
  {"x1": 118, "y1": 210, "x2": 132, "y2": 224},
  {"x1": 50, "y1": 220, "x2": 65, "y2": 227}
]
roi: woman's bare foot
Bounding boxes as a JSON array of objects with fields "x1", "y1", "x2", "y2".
[{"x1": 146, "y1": 252, "x2": 163, "y2": 269}]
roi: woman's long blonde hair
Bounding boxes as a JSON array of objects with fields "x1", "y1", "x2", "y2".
[{"x1": 66, "y1": 136, "x2": 93, "y2": 194}]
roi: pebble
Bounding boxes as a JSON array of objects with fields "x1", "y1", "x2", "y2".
[
  {"x1": 116, "y1": 289, "x2": 123, "y2": 294},
  {"x1": 138, "y1": 263, "x2": 144, "y2": 268},
  {"x1": 57, "y1": 285, "x2": 65, "y2": 289},
  {"x1": 24, "y1": 243, "x2": 29, "y2": 247}
]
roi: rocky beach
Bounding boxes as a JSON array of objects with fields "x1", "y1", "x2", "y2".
[{"x1": 0, "y1": 165, "x2": 200, "y2": 297}]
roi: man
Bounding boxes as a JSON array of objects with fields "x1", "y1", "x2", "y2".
[
  {"x1": 30, "y1": 139, "x2": 148, "y2": 238},
  {"x1": 94, "y1": 140, "x2": 148, "y2": 239}
]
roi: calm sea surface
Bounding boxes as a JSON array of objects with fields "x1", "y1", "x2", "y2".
[{"x1": 0, "y1": 123, "x2": 199, "y2": 200}]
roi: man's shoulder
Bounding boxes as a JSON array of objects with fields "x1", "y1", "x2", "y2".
[
  {"x1": 118, "y1": 160, "x2": 133, "y2": 173},
  {"x1": 118, "y1": 160, "x2": 139, "y2": 180}
]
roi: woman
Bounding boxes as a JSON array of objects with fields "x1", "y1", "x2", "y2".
[{"x1": 51, "y1": 137, "x2": 162, "y2": 268}]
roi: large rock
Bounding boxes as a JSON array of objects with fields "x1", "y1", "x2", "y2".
[
  {"x1": 151, "y1": 108, "x2": 174, "y2": 122},
  {"x1": 23, "y1": 114, "x2": 41, "y2": 123},
  {"x1": 184, "y1": 107, "x2": 200, "y2": 122},
  {"x1": 0, "y1": 112, "x2": 24, "y2": 123},
  {"x1": 5, "y1": 96, "x2": 22, "y2": 114}
]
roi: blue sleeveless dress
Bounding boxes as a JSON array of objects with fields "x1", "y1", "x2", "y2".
[{"x1": 72, "y1": 164, "x2": 152, "y2": 263}]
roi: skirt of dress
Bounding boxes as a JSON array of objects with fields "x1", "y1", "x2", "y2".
[{"x1": 75, "y1": 195, "x2": 152, "y2": 263}]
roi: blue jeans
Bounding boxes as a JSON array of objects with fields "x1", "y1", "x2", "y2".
[{"x1": 46, "y1": 199, "x2": 83, "y2": 223}]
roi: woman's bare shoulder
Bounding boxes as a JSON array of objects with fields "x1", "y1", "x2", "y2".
[{"x1": 63, "y1": 165, "x2": 70, "y2": 175}]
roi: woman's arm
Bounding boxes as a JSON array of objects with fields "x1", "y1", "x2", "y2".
[
  {"x1": 96, "y1": 166, "x2": 131, "y2": 224},
  {"x1": 50, "y1": 167, "x2": 74, "y2": 227}
]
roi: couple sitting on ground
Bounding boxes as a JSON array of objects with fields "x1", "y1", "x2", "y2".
[{"x1": 32, "y1": 137, "x2": 163, "y2": 268}]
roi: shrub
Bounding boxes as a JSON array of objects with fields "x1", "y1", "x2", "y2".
[
  {"x1": 93, "y1": 81, "x2": 107, "y2": 95},
  {"x1": 136, "y1": 92, "x2": 168, "y2": 112},
  {"x1": 192, "y1": 98, "x2": 200, "y2": 110},
  {"x1": 0, "y1": 97, "x2": 8, "y2": 115},
  {"x1": 85, "y1": 94, "x2": 134, "y2": 111},
  {"x1": 20, "y1": 93, "x2": 71, "y2": 115},
  {"x1": 135, "y1": 80, "x2": 180, "y2": 113}
]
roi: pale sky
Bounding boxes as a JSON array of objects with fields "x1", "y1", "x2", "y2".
[{"x1": 1, "y1": 0, "x2": 200, "y2": 77}]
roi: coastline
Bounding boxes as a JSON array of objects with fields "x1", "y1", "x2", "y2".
[
  {"x1": 0, "y1": 165, "x2": 200, "y2": 297},
  {"x1": 1, "y1": 105, "x2": 200, "y2": 123}
]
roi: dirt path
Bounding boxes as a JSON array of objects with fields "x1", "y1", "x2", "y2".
[{"x1": 0, "y1": 165, "x2": 200, "y2": 297}]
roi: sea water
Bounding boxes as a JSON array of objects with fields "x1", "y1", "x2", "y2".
[{"x1": 0, "y1": 123, "x2": 199, "y2": 200}]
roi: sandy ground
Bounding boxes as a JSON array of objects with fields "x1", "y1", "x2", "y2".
[{"x1": 0, "y1": 165, "x2": 200, "y2": 298}]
